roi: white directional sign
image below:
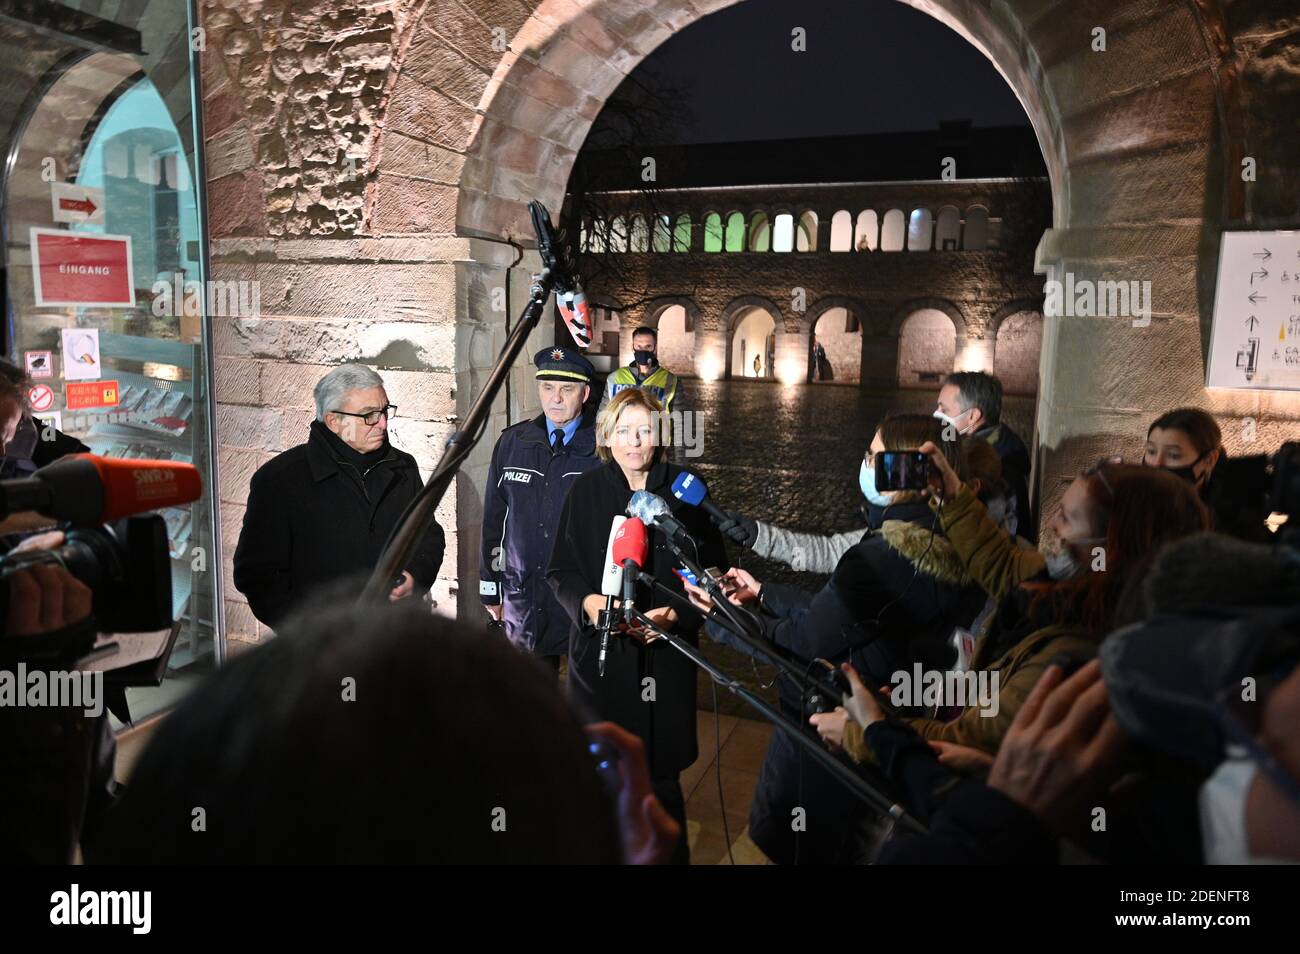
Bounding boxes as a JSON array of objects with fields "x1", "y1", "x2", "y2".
[{"x1": 1207, "y1": 231, "x2": 1300, "y2": 390}]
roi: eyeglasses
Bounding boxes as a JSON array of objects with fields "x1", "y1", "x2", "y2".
[
  {"x1": 1082, "y1": 456, "x2": 1124, "y2": 497},
  {"x1": 332, "y1": 404, "x2": 397, "y2": 426}
]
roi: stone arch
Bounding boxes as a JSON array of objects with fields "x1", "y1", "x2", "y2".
[
  {"x1": 880, "y1": 209, "x2": 906, "y2": 251},
  {"x1": 897, "y1": 308, "x2": 959, "y2": 389},
  {"x1": 990, "y1": 296, "x2": 1047, "y2": 335},
  {"x1": 723, "y1": 294, "x2": 787, "y2": 333},
  {"x1": 723, "y1": 210, "x2": 746, "y2": 251},
  {"x1": 829, "y1": 210, "x2": 853, "y2": 251},
  {"x1": 886, "y1": 298, "x2": 968, "y2": 339},
  {"x1": 701, "y1": 209, "x2": 724, "y2": 251},
  {"x1": 806, "y1": 296, "x2": 868, "y2": 339},
  {"x1": 336, "y1": 0, "x2": 1262, "y2": 607},
  {"x1": 645, "y1": 296, "x2": 701, "y2": 334},
  {"x1": 907, "y1": 207, "x2": 934, "y2": 251},
  {"x1": 992, "y1": 298, "x2": 1046, "y2": 396},
  {"x1": 722, "y1": 295, "x2": 788, "y2": 380},
  {"x1": 796, "y1": 209, "x2": 818, "y2": 251},
  {"x1": 808, "y1": 298, "x2": 866, "y2": 384},
  {"x1": 854, "y1": 209, "x2": 878, "y2": 251},
  {"x1": 747, "y1": 210, "x2": 771, "y2": 251},
  {"x1": 935, "y1": 205, "x2": 961, "y2": 250},
  {"x1": 963, "y1": 205, "x2": 989, "y2": 249},
  {"x1": 435, "y1": 2, "x2": 1076, "y2": 241},
  {"x1": 646, "y1": 298, "x2": 699, "y2": 375}
]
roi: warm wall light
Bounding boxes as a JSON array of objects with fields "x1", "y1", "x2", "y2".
[
  {"x1": 698, "y1": 355, "x2": 724, "y2": 382},
  {"x1": 955, "y1": 338, "x2": 995, "y2": 372},
  {"x1": 776, "y1": 359, "x2": 804, "y2": 386}
]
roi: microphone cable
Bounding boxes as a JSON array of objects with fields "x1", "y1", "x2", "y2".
[{"x1": 710, "y1": 678, "x2": 736, "y2": 865}]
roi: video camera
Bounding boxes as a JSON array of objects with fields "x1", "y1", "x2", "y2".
[
  {"x1": 0, "y1": 454, "x2": 201, "y2": 641},
  {"x1": 1211, "y1": 440, "x2": 1300, "y2": 544},
  {"x1": 0, "y1": 517, "x2": 174, "y2": 633}
]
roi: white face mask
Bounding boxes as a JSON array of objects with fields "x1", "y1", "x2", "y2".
[
  {"x1": 1040, "y1": 534, "x2": 1105, "y2": 580},
  {"x1": 933, "y1": 407, "x2": 974, "y2": 435},
  {"x1": 1199, "y1": 755, "x2": 1296, "y2": 865},
  {"x1": 859, "y1": 459, "x2": 894, "y2": 507}
]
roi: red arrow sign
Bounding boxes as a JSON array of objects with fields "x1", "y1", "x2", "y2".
[{"x1": 57, "y1": 197, "x2": 97, "y2": 216}]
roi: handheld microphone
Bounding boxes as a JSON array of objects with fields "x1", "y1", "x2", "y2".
[
  {"x1": 597, "y1": 516, "x2": 626, "y2": 676},
  {"x1": 627, "y1": 489, "x2": 692, "y2": 549},
  {"x1": 612, "y1": 517, "x2": 648, "y2": 624},
  {"x1": 0, "y1": 454, "x2": 202, "y2": 523},
  {"x1": 671, "y1": 472, "x2": 729, "y2": 524}
]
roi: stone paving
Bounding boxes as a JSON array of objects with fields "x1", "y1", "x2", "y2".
[{"x1": 675, "y1": 377, "x2": 1037, "y2": 711}]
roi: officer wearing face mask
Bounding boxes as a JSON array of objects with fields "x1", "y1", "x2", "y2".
[
  {"x1": 935, "y1": 371, "x2": 1033, "y2": 541},
  {"x1": 598, "y1": 325, "x2": 691, "y2": 465}
]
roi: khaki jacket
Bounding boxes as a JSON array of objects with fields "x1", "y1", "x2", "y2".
[{"x1": 843, "y1": 485, "x2": 1097, "y2": 759}]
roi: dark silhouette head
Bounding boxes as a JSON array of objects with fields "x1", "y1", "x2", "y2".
[{"x1": 90, "y1": 588, "x2": 622, "y2": 864}]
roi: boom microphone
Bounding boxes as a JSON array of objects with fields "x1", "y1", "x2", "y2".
[
  {"x1": 0, "y1": 454, "x2": 202, "y2": 523},
  {"x1": 612, "y1": 517, "x2": 648, "y2": 624},
  {"x1": 597, "y1": 516, "x2": 626, "y2": 676}
]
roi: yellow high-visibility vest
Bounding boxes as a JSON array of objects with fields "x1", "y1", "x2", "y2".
[{"x1": 608, "y1": 365, "x2": 679, "y2": 412}]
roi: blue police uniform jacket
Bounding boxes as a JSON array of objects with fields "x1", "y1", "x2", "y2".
[{"x1": 479, "y1": 409, "x2": 601, "y2": 654}]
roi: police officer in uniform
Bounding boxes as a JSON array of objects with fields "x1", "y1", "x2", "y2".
[
  {"x1": 480, "y1": 347, "x2": 601, "y2": 669},
  {"x1": 598, "y1": 325, "x2": 692, "y2": 465}
]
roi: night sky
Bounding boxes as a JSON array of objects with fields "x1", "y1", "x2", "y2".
[{"x1": 626, "y1": 0, "x2": 1031, "y2": 144}]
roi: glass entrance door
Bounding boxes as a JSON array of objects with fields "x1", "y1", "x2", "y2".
[{"x1": 0, "y1": 0, "x2": 220, "y2": 723}]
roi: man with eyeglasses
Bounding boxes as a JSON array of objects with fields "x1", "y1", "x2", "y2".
[{"x1": 233, "y1": 364, "x2": 445, "y2": 629}]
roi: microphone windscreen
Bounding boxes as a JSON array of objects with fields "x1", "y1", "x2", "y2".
[
  {"x1": 671, "y1": 472, "x2": 707, "y2": 506},
  {"x1": 612, "y1": 517, "x2": 649, "y2": 570},
  {"x1": 82, "y1": 455, "x2": 203, "y2": 521},
  {"x1": 600, "y1": 515, "x2": 626, "y2": 596},
  {"x1": 626, "y1": 489, "x2": 669, "y2": 523}
]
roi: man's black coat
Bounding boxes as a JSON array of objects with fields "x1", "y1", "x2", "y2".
[{"x1": 233, "y1": 421, "x2": 445, "y2": 628}]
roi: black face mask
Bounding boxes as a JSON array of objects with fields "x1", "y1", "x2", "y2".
[
  {"x1": 1164, "y1": 452, "x2": 1208, "y2": 486},
  {"x1": 633, "y1": 350, "x2": 656, "y2": 368}
]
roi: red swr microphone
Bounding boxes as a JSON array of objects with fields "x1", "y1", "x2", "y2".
[
  {"x1": 612, "y1": 517, "x2": 648, "y2": 623},
  {"x1": 0, "y1": 454, "x2": 203, "y2": 523}
]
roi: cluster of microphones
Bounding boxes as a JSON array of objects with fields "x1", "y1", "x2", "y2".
[{"x1": 595, "y1": 472, "x2": 742, "y2": 676}]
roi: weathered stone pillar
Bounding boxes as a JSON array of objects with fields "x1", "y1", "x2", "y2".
[
  {"x1": 860, "y1": 333, "x2": 901, "y2": 389},
  {"x1": 694, "y1": 324, "x2": 728, "y2": 382},
  {"x1": 774, "y1": 328, "x2": 811, "y2": 384}
]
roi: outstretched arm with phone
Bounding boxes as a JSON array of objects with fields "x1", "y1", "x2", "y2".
[{"x1": 919, "y1": 440, "x2": 1045, "y2": 601}]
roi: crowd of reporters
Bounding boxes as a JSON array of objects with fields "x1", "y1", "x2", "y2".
[{"x1": 1, "y1": 348, "x2": 1297, "y2": 865}]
